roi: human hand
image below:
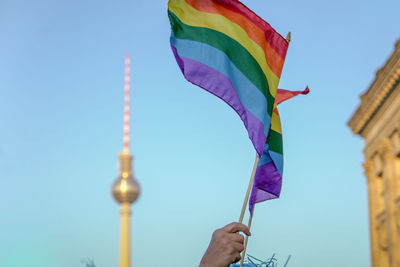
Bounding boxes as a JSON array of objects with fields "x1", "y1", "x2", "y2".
[{"x1": 199, "y1": 222, "x2": 251, "y2": 267}]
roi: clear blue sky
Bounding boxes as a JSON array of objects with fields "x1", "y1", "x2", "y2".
[{"x1": 0, "y1": 0, "x2": 399, "y2": 266}]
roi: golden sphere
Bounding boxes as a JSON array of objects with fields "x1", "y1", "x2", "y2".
[{"x1": 112, "y1": 175, "x2": 140, "y2": 204}]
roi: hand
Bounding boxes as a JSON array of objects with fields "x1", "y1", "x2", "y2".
[{"x1": 199, "y1": 222, "x2": 251, "y2": 267}]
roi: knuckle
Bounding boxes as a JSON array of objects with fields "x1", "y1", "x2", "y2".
[
  {"x1": 228, "y1": 245, "x2": 236, "y2": 254},
  {"x1": 212, "y1": 229, "x2": 221, "y2": 238},
  {"x1": 234, "y1": 254, "x2": 241, "y2": 263},
  {"x1": 230, "y1": 222, "x2": 239, "y2": 228},
  {"x1": 221, "y1": 238, "x2": 229, "y2": 247},
  {"x1": 226, "y1": 222, "x2": 238, "y2": 230}
]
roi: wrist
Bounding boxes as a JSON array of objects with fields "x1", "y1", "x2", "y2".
[
  {"x1": 199, "y1": 260, "x2": 225, "y2": 267},
  {"x1": 199, "y1": 259, "x2": 216, "y2": 267}
]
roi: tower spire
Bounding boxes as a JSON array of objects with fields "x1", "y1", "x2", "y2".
[
  {"x1": 123, "y1": 54, "x2": 131, "y2": 154},
  {"x1": 112, "y1": 54, "x2": 140, "y2": 267}
]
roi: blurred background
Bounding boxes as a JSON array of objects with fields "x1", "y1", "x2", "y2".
[{"x1": 1, "y1": 0, "x2": 399, "y2": 266}]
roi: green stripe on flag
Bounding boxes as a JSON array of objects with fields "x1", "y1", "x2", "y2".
[
  {"x1": 267, "y1": 129, "x2": 283, "y2": 155},
  {"x1": 169, "y1": 11, "x2": 275, "y2": 116}
]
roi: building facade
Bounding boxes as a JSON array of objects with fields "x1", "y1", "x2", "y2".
[{"x1": 349, "y1": 40, "x2": 400, "y2": 267}]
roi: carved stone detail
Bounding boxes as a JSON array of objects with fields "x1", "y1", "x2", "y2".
[
  {"x1": 377, "y1": 212, "x2": 389, "y2": 251},
  {"x1": 363, "y1": 159, "x2": 374, "y2": 184},
  {"x1": 373, "y1": 152, "x2": 384, "y2": 177},
  {"x1": 390, "y1": 130, "x2": 400, "y2": 158},
  {"x1": 396, "y1": 198, "x2": 400, "y2": 232}
]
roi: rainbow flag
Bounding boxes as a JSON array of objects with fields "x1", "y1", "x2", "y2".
[
  {"x1": 249, "y1": 86, "x2": 309, "y2": 212},
  {"x1": 168, "y1": 0, "x2": 299, "y2": 212}
]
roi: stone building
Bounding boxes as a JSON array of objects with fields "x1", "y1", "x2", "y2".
[{"x1": 348, "y1": 39, "x2": 400, "y2": 267}]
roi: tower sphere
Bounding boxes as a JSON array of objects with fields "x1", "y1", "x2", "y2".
[{"x1": 112, "y1": 175, "x2": 140, "y2": 204}]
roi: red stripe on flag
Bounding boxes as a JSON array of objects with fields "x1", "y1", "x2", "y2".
[
  {"x1": 275, "y1": 86, "x2": 310, "y2": 106},
  {"x1": 211, "y1": 0, "x2": 289, "y2": 59}
]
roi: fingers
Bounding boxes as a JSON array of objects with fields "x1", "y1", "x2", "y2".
[
  {"x1": 231, "y1": 241, "x2": 245, "y2": 252},
  {"x1": 231, "y1": 253, "x2": 241, "y2": 264},
  {"x1": 222, "y1": 222, "x2": 251, "y2": 236},
  {"x1": 225, "y1": 241, "x2": 244, "y2": 264},
  {"x1": 227, "y1": 232, "x2": 245, "y2": 244},
  {"x1": 230, "y1": 244, "x2": 243, "y2": 264}
]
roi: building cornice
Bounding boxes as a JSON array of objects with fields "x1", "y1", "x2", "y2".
[{"x1": 348, "y1": 40, "x2": 400, "y2": 136}]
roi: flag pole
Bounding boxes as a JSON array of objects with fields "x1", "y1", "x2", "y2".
[
  {"x1": 239, "y1": 31, "x2": 291, "y2": 267},
  {"x1": 238, "y1": 155, "x2": 259, "y2": 224},
  {"x1": 286, "y1": 32, "x2": 291, "y2": 43},
  {"x1": 239, "y1": 208, "x2": 254, "y2": 267},
  {"x1": 237, "y1": 154, "x2": 258, "y2": 266}
]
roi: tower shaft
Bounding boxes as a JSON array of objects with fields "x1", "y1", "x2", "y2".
[{"x1": 120, "y1": 203, "x2": 132, "y2": 267}]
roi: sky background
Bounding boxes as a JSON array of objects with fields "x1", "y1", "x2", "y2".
[{"x1": 1, "y1": 0, "x2": 399, "y2": 266}]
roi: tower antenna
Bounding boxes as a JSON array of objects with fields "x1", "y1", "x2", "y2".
[
  {"x1": 123, "y1": 54, "x2": 131, "y2": 154},
  {"x1": 112, "y1": 54, "x2": 140, "y2": 267}
]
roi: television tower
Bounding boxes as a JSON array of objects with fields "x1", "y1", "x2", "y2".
[{"x1": 111, "y1": 54, "x2": 140, "y2": 267}]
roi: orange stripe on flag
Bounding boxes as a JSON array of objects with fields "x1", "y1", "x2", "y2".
[{"x1": 185, "y1": 0, "x2": 286, "y2": 78}]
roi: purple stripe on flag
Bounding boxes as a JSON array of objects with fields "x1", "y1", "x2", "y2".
[
  {"x1": 171, "y1": 45, "x2": 266, "y2": 156},
  {"x1": 249, "y1": 161, "x2": 282, "y2": 213}
]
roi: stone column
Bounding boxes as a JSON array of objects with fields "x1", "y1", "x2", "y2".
[
  {"x1": 382, "y1": 138, "x2": 398, "y2": 267},
  {"x1": 389, "y1": 132, "x2": 400, "y2": 267},
  {"x1": 364, "y1": 159, "x2": 379, "y2": 267},
  {"x1": 371, "y1": 145, "x2": 390, "y2": 267},
  {"x1": 376, "y1": 212, "x2": 389, "y2": 267}
]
